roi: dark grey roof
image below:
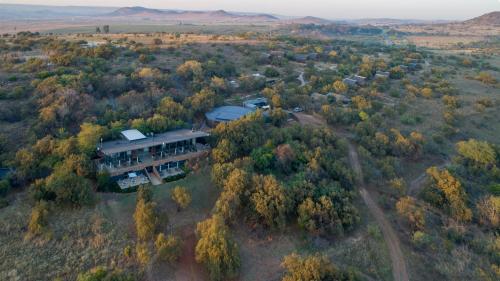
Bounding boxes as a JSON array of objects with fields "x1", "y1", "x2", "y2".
[
  {"x1": 99, "y1": 129, "x2": 209, "y2": 155},
  {"x1": 205, "y1": 106, "x2": 254, "y2": 122}
]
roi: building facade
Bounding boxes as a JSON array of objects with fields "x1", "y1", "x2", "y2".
[{"x1": 96, "y1": 129, "x2": 210, "y2": 178}]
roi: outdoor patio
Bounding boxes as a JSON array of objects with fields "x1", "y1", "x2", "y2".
[{"x1": 117, "y1": 172, "x2": 150, "y2": 190}]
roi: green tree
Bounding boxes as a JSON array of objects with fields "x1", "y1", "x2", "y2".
[
  {"x1": 195, "y1": 215, "x2": 240, "y2": 281},
  {"x1": 171, "y1": 186, "x2": 192, "y2": 211},
  {"x1": 43, "y1": 163, "x2": 94, "y2": 206},
  {"x1": 297, "y1": 196, "x2": 343, "y2": 235}
]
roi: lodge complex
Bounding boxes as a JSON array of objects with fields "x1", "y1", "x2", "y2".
[{"x1": 96, "y1": 128, "x2": 209, "y2": 189}]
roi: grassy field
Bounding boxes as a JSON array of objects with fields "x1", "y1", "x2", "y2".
[
  {"x1": 45, "y1": 24, "x2": 273, "y2": 35},
  {"x1": 0, "y1": 162, "x2": 219, "y2": 281}
]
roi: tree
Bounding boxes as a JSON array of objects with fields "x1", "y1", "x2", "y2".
[
  {"x1": 133, "y1": 197, "x2": 159, "y2": 241},
  {"x1": 77, "y1": 123, "x2": 106, "y2": 155},
  {"x1": 275, "y1": 144, "x2": 296, "y2": 174},
  {"x1": 426, "y1": 167, "x2": 472, "y2": 222},
  {"x1": 158, "y1": 97, "x2": 186, "y2": 120},
  {"x1": 188, "y1": 88, "x2": 216, "y2": 116},
  {"x1": 214, "y1": 168, "x2": 250, "y2": 222},
  {"x1": 264, "y1": 67, "x2": 280, "y2": 78},
  {"x1": 476, "y1": 195, "x2": 499, "y2": 229},
  {"x1": 42, "y1": 163, "x2": 94, "y2": 206},
  {"x1": 297, "y1": 196, "x2": 343, "y2": 235},
  {"x1": 251, "y1": 174, "x2": 289, "y2": 229},
  {"x1": 333, "y1": 80, "x2": 347, "y2": 94},
  {"x1": 103, "y1": 25, "x2": 110, "y2": 34},
  {"x1": 269, "y1": 108, "x2": 288, "y2": 127},
  {"x1": 195, "y1": 215, "x2": 240, "y2": 281},
  {"x1": 212, "y1": 139, "x2": 237, "y2": 164},
  {"x1": 456, "y1": 139, "x2": 496, "y2": 169},
  {"x1": 281, "y1": 253, "x2": 355, "y2": 281},
  {"x1": 389, "y1": 66, "x2": 405, "y2": 79},
  {"x1": 136, "y1": 242, "x2": 150, "y2": 266},
  {"x1": 137, "y1": 185, "x2": 153, "y2": 203},
  {"x1": 155, "y1": 233, "x2": 182, "y2": 263},
  {"x1": 26, "y1": 200, "x2": 49, "y2": 239},
  {"x1": 177, "y1": 60, "x2": 203, "y2": 80},
  {"x1": 396, "y1": 196, "x2": 425, "y2": 231},
  {"x1": 171, "y1": 186, "x2": 192, "y2": 211},
  {"x1": 95, "y1": 27, "x2": 101, "y2": 33}
]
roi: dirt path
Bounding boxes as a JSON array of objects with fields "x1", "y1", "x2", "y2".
[
  {"x1": 174, "y1": 227, "x2": 207, "y2": 281},
  {"x1": 347, "y1": 142, "x2": 410, "y2": 281},
  {"x1": 292, "y1": 112, "x2": 326, "y2": 127},
  {"x1": 297, "y1": 71, "x2": 306, "y2": 86},
  {"x1": 408, "y1": 161, "x2": 449, "y2": 196}
]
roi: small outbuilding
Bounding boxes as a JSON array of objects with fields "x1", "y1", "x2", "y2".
[{"x1": 243, "y1": 98, "x2": 268, "y2": 110}]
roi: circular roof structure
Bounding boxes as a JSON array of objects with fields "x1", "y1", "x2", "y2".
[{"x1": 205, "y1": 106, "x2": 254, "y2": 123}]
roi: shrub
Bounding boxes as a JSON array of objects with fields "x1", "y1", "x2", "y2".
[
  {"x1": 26, "y1": 200, "x2": 50, "y2": 239},
  {"x1": 155, "y1": 233, "x2": 182, "y2": 263}
]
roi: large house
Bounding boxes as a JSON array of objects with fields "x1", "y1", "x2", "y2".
[{"x1": 96, "y1": 129, "x2": 209, "y2": 188}]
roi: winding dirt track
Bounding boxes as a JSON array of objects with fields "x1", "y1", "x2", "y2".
[{"x1": 347, "y1": 142, "x2": 410, "y2": 281}]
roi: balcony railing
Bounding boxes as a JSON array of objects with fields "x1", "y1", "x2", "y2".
[{"x1": 98, "y1": 144, "x2": 209, "y2": 176}]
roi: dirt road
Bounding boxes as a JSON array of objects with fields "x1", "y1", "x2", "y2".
[{"x1": 347, "y1": 142, "x2": 410, "y2": 281}]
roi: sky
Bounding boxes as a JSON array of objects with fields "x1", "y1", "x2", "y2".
[{"x1": 1, "y1": 0, "x2": 499, "y2": 20}]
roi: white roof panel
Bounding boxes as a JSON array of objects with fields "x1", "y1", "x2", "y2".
[{"x1": 121, "y1": 129, "x2": 147, "y2": 141}]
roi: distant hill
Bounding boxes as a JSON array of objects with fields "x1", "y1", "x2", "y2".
[
  {"x1": 463, "y1": 11, "x2": 500, "y2": 26},
  {"x1": 105, "y1": 6, "x2": 279, "y2": 22},
  {"x1": 285, "y1": 16, "x2": 333, "y2": 25},
  {"x1": 350, "y1": 18, "x2": 453, "y2": 26},
  {"x1": 108, "y1": 6, "x2": 167, "y2": 17},
  {"x1": 0, "y1": 3, "x2": 115, "y2": 20}
]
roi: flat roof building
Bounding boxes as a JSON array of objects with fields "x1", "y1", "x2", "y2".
[
  {"x1": 121, "y1": 129, "x2": 147, "y2": 141},
  {"x1": 97, "y1": 129, "x2": 210, "y2": 180}
]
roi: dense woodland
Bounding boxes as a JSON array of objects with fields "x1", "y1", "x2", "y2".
[{"x1": 0, "y1": 28, "x2": 498, "y2": 281}]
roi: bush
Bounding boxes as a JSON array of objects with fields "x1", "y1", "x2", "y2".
[
  {"x1": 0, "y1": 179, "x2": 10, "y2": 197},
  {"x1": 412, "y1": 231, "x2": 431, "y2": 248},
  {"x1": 26, "y1": 200, "x2": 50, "y2": 239},
  {"x1": 136, "y1": 242, "x2": 150, "y2": 266},
  {"x1": 77, "y1": 266, "x2": 134, "y2": 281},
  {"x1": 155, "y1": 233, "x2": 182, "y2": 263}
]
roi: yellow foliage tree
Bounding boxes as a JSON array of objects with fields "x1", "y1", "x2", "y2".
[{"x1": 426, "y1": 167, "x2": 472, "y2": 222}]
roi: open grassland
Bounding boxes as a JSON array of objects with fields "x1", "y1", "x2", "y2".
[{"x1": 45, "y1": 24, "x2": 272, "y2": 35}]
